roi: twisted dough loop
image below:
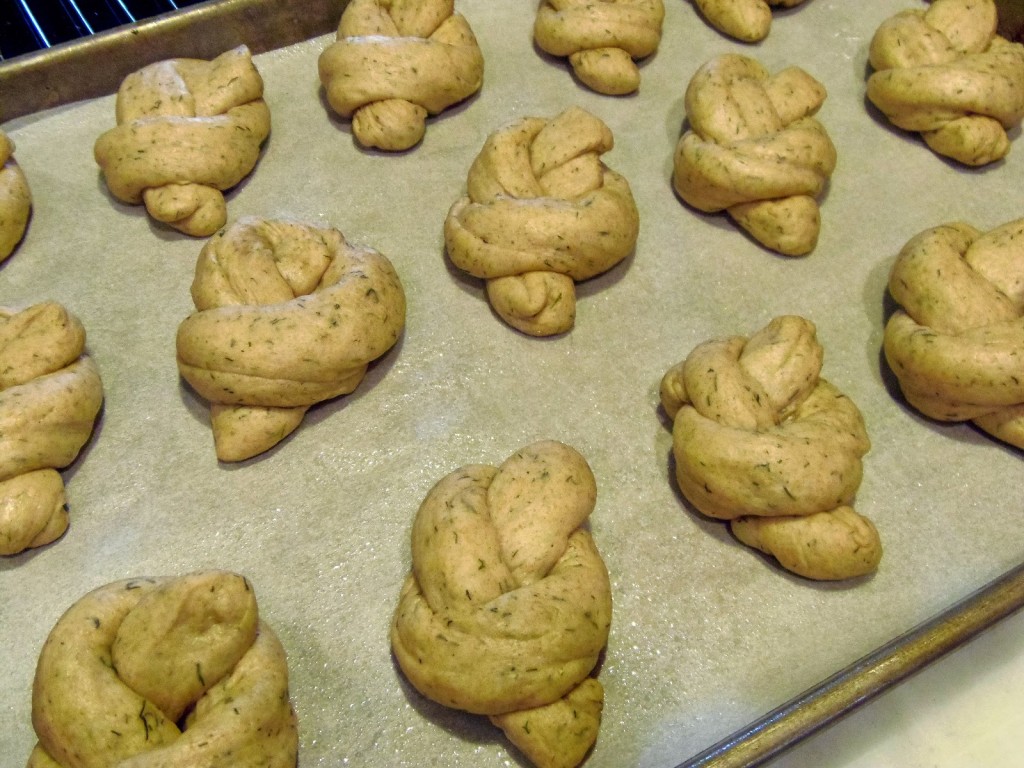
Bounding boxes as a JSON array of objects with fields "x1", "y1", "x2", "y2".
[
  {"x1": 94, "y1": 46, "x2": 270, "y2": 236},
  {"x1": 445, "y1": 106, "x2": 639, "y2": 336},
  {"x1": 28, "y1": 571, "x2": 297, "y2": 768},
  {"x1": 534, "y1": 0, "x2": 664, "y2": 95},
  {"x1": 673, "y1": 54, "x2": 836, "y2": 256},
  {"x1": 176, "y1": 217, "x2": 406, "y2": 462},
  {"x1": 867, "y1": 0, "x2": 1024, "y2": 166},
  {"x1": 0, "y1": 302, "x2": 103, "y2": 556},
  {"x1": 392, "y1": 440, "x2": 612, "y2": 768},
  {"x1": 318, "y1": 0, "x2": 484, "y2": 151},
  {"x1": 660, "y1": 316, "x2": 881, "y2": 580},
  {"x1": 884, "y1": 219, "x2": 1024, "y2": 449},
  {"x1": 0, "y1": 130, "x2": 31, "y2": 261},
  {"x1": 692, "y1": 0, "x2": 811, "y2": 43}
]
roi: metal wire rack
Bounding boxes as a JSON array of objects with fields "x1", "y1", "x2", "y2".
[{"x1": 0, "y1": 0, "x2": 209, "y2": 59}]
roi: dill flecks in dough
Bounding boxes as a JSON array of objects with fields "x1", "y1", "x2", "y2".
[
  {"x1": 0, "y1": 130, "x2": 31, "y2": 261},
  {"x1": 445, "y1": 106, "x2": 639, "y2": 336},
  {"x1": 391, "y1": 440, "x2": 612, "y2": 768},
  {"x1": 866, "y1": 0, "x2": 1024, "y2": 166},
  {"x1": 94, "y1": 46, "x2": 270, "y2": 237},
  {"x1": 660, "y1": 316, "x2": 882, "y2": 581},
  {"x1": 176, "y1": 217, "x2": 406, "y2": 462},
  {"x1": 884, "y1": 218, "x2": 1024, "y2": 449},
  {"x1": 26, "y1": 571, "x2": 298, "y2": 768},
  {"x1": 0, "y1": 302, "x2": 103, "y2": 556},
  {"x1": 533, "y1": 0, "x2": 664, "y2": 95},
  {"x1": 672, "y1": 54, "x2": 836, "y2": 257},
  {"x1": 318, "y1": 0, "x2": 484, "y2": 151}
]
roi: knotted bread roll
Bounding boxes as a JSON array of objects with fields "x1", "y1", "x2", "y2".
[
  {"x1": 884, "y1": 219, "x2": 1024, "y2": 449},
  {"x1": 176, "y1": 217, "x2": 406, "y2": 462},
  {"x1": 27, "y1": 570, "x2": 298, "y2": 768},
  {"x1": 691, "y1": 0, "x2": 811, "y2": 43},
  {"x1": 0, "y1": 302, "x2": 103, "y2": 556},
  {"x1": 534, "y1": 0, "x2": 665, "y2": 95},
  {"x1": 660, "y1": 316, "x2": 881, "y2": 580},
  {"x1": 318, "y1": 0, "x2": 484, "y2": 151},
  {"x1": 445, "y1": 106, "x2": 639, "y2": 336},
  {"x1": 94, "y1": 46, "x2": 270, "y2": 236},
  {"x1": 0, "y1": 130, "x2": 31, "y2": 261},
  {"x1": 392, "y1": 440, "x2": 612, "y2": 768},
  {"x1": 673, "y1": 54, "x2": 836, "y2": 256},
  {"x1": 866, "y1": 0, "x2": 1024, "y2": 166}
]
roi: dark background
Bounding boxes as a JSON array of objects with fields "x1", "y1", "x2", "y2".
[{"x1": 0, "y1": 0, "x2": 209, "y2": 59}]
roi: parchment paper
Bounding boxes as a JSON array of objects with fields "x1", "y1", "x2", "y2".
[{"x1": 1, "y1": 2, "x2": 1022, "y2": 766}]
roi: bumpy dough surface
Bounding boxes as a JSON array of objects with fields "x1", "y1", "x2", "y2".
[
  {"x1": 0, "y1": 130, "x2": 31, "y2": 261},
  {"x1": 692, "y1": 0, "x2": 811, "y2": 43},
  {"x1": 176, "y1": 217, "x2": 406, "y2": 462},
  {"x1": 318, "y1": 0, "x2": 484, "y2": 151},
  {"x1": 94, "y1": 46, "x2": 270, "y2": 236},
  {"x1": 445, "y1": 106, "x2": 639, "y2": 336},
  {"x1": 660, "y1": 316, "x2": 881, "y2": 581},
  {"x1": 533, "y1": 0, "x2": 664, "y2": 95},
  {"x1": 866, "y1": 0, "x2": 1024, "y2": 166},
  {"x1": 391, "y1": 440, "x2": 612, "y2": 768},
  {"x1": 0, "y1": 302, "x2": 103, "y2": 556},
  {"x1": 884, "y1": 219, "x2": 1024, "y2": 449},
  {"x1": 27, "y1": 570, "x2": 298, "y2": 768},
  {"x1": 672, "y1": 54, "x2": 836, "y2": 256}
]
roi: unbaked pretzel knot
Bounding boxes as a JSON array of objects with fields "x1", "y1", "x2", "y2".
[
  {"x1": 0, "y1": 302, "x2": 103, "y2": 556},
  {"x1": 176, "y1": 216, "x2": 406, "y2": 462},
  {"x1": 27, "y1": 570, "x2": 298, "y2": 768},
  {"x1": 533, "y1": 0, "x2": 665, "y2": 95},
  {"x1": 317, "y1": 0, "x2": 484, "y2": 151},
  {"x1": 884, "y1": 219, "x2": 1024, "y2": 449},
  {"x1": 0, "y1": 130, "x2": 31, "y2": 261},
  {"x1": 93, "y1": 46, "x2": 271, "y2": 236},
  {"x1": 660, "y1": 316, "x2": 881, "y2": 580},
  {"x1": 691, "y1": 0, "x2": 811, "y2": 43},
  {"x1": 672, "y1": 54, "x2": 836, "y2": 257},
  {"x1": 444, "y1": 106, "x2": 639, "y2": 336},
  {"x1": 391, "y1": 440, "x2": 612, "y2": 768},
  {"x1": 866, "y1": 0, "x2": 1024, "y2": 166}
]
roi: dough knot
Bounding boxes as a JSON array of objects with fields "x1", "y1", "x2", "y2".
[
  {"x1": 672, "y1": 54, "x2": 836, "y2": 256},
  {"x1": 533, "y1": 0, "x2": 665, "y2": 95},
  {"x1": 94, "y1": 46, "x2": 271, "y2": 236},
  {"x1": 28, "y1": 571, "x2": 298, "y2": 768},
  {"x1": 884, "y1": 219, "x2": 1024, "y2": 449},
  {"x1": 317, "y1": 0, "x2": 484, "y2": 151},
  {"x1": 0, "y1": 302, "x2": 102, "y2": 556},
  {"x1": 867, "y1": 0, "x2": 1024, "y2": 166},
  {"x1": 0, "y1": 130, "x2": 31, "y2": 261},
  {"x1": 176, "y1": 216, "x2": 406, "y2": 462},
  {"x1": 660, "y1": 316, "x2": 881, "y2": 580},
  {"x1": 692, "y1": 0, "x2": 811, "y2": 43},
  {"x1": 391, "y1": 440, "x2": 612, "y2": 768},
  {"x1": 444, "y1": 106, "x2": 639, "y2": 336}
]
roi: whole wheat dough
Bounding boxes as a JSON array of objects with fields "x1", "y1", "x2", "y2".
[
  {"x1": 94, "y1": 46, "x2": 270, "y2": 236},
  {"x1": 866, "y1": 0, "x2": 1024, "y2": 166},
  {"x1": 660, "y1": 316, "x2": 881, "y2": 581},
  {"x1": 391, "y1": 440, "x2": 612, "y2": 768},
  {"x1": 445, "y1": 106, "x2": 639, "y2": 336},
  {"x1": 884, "y1": 218, "x2": 1024, "y2": 448},
  {"x1": 318, "y1": 0, "x2": 484, "y2": 151},
  {"x1": 0, "y1": 302, "x2": 103, "y2": 556},
  {"x1": 672, "y1": 54, "x2": 836, "y2": 256},
  {"x1": 533, "y1": 0, "x2": 665, "y2": 95},
  {"x1": 176, "y1": 217, "x2": 406, "y2": 461},
  {"x1": 27, "y1": 570, "x2": 298, "y2": 767}
]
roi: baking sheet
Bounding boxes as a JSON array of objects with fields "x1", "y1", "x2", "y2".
[{"x1": 1, "y1": 1, "x2": 1023, "y2": 766}]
